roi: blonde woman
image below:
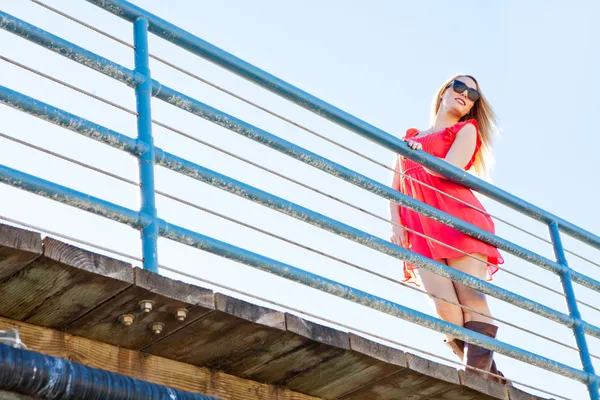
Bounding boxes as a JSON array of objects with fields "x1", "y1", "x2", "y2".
[{"x1": 389, "y1": 75, "x2": 506, "y2": 383}]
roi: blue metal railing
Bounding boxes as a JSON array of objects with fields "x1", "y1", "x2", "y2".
[{"x1": 0, "y1": 1, "x2": 598, "y2": 398}]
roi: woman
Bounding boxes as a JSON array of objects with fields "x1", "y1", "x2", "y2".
[{"x1": 389, "y1": 75, "x2": 506, "y2": 383}]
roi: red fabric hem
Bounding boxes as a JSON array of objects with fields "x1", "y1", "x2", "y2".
[{"x1": 402, "y1": 253, "x2": 503, "y2": 287}]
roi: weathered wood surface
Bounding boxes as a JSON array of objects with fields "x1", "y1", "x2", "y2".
[
  {"x1": 0, "y1": 234, "x2": 132, "y2": 329},
  {"x1": 0, "y1": 223, "x2": 546, "y2": 400},
  {"x1": 67, "y1": 267, "x2": 215, "y2": 350},
  {"x1": 0, "y1": 224, "x2": 42, "y2": 281},
  {"x1": 0, "y1": 316, "x2": 318, "y2": 400}
]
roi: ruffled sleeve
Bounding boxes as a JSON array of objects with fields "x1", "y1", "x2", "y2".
[
  {"x1": 443, "y1": 119, "x2": 481, "y2": 170},
  {"x1": 403, "y1": 128, "x2": 419, "y2": 140}
]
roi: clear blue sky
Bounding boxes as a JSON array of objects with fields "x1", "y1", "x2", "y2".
[{"x1": 1, "y1": 1, "x2": 599, "y2": 398}]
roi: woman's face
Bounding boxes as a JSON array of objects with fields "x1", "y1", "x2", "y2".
[{"x1": 440, "y1": 76, "x2": 478, "y2": 118}]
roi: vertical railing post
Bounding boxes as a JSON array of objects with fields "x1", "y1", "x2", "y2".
[
  {"x1": 549, "y1": 221, "x2": 599, "y2": 400},
  {"x1": 133, "y1": 18, "x2": 158, "y2": 273}
]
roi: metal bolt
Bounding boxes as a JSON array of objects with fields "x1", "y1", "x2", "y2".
[
  {"x1": 174, "y1": 308, "x2": 188, "y2": 322},
  {"x1": 118, "y1": 314, "x2": 135, "y2": 327},
  {"x1": 150, "y1": 322, "x2": 165, "y2": 335},
  {"x1": 138, "y1": 300, "x2": 155, "y2": 313}
]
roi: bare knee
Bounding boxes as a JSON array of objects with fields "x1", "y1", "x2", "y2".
[{"x1": 434, "y1": 300, "x2": 464, "y2": 326}]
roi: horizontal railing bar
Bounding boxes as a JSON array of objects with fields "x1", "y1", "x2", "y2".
[
  {"x1": 0, "y1": 164, "x2": 594, "y2": 385},
  {"x1": 0, "y1": 55, "x2": 138, "y2": 116},
  {"x1": 83, "y1": 0, "x2": 600, "y2": 252},
  {"x1": 0, "y1": 10, "x2": 143, "y2": 88},
  {"x1": 0, "y1": 86, "x2": 144, "y2": 156},
  {"x1": 4, "y1": 85, "x2": 600, "y2": 341},
  {"x1": 0, "y1": 165, "x2": 145, "y2": 228},
  {"x1": 5, "y1": 10, "x2": 600, "y2": 295}
]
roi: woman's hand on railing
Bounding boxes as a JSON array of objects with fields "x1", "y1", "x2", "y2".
[{"x1": 404, "y1": 139, "x2": 422, "y2": 151}]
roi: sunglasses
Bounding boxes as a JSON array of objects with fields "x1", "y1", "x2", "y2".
[{"x1": 450, "y1": 80, "x2": 480, "y2": 102}]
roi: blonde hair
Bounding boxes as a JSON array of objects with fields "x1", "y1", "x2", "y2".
[{"x1": 431, "y1": 75, "x2": 497, "y2": 179}]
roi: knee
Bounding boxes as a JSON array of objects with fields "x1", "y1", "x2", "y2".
[
  {"x1": 459, "y1": 289, "x2": 492, "y2": 323},
  {"x1": 435, "y1": 301, "x2": 464, "y2": 326},
  {"x1": 461, "y1": 288, "x2": 487, "y2": 307}
]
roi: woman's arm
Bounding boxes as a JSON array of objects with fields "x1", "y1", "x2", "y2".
[
  {"x1": 424, "y1": 123, "x2": 478, "y2": 178},
  {"x1": 389, "y1": 154, "x2": 402, "y2": 222}
]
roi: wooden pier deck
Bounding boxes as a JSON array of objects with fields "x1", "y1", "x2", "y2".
[{"x1": 0, "y1": 223, "x2": 544, "y2": 400}]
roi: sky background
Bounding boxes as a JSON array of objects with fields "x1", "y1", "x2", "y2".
[{"x1": 1, "y1": 0, "x2": 600, "y2": 398}]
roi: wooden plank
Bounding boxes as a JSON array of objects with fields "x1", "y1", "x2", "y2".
[
  {"x1": 215, "y1": 292, "x2": 285, "y2": 330},
  {"x1": 0, "y1": 237, "x2": 133, "y2": 329},
  {"x1": 427, "y1": 386, "x2": 483, "y2": 400},
  {"x1": 285, "y1": 333, "x2": 407, "y2": 399},
  {"x1": 0, "y1": 316, "x2": 319, "y2": 400},
  {"x1": 245, "y1": 314, "x2": 350, "y2": 386},
  {"x1": 339, "y1": 367, "x2": 459, "y2": 400},
  {"x1": 406, "y1": 352, "x2": 461, "y2": 385},
  {"x1": 286, "y1": 313, "x2": 349, "y2": 349},
  {"x1": 349, "y1": 333, "x2": 407, "y2": 365},
  {"x1": 458, "y1": 370, "x2": 508, "y2": 399},
  {"x1": 66, "y1": 267, "x2": 215, "y2": 350},
  {"x1": 144, "y1": 299, "x2": 355, "y2": 388},
  {"x1": 508, "y1": 385, "x2": 540, "y2": 400},
  {"x1": 144, "y1": 293, "x2": 289, "y2": 373},
  {"x1": 0, "y1": 223, "x2": 42, "y2": 281}
]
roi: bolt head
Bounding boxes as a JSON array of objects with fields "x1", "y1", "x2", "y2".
[
  {"x1": 138, "y1": 300, "x2": 155, "y2": 313},
  {"x1": 150, "y1": 322, "x2": 165, "y2": 335},
  {"x1": 174, "y1": 308, "x2": 188, "y2": 322},
  {"x1": 118, "y1": 314, "x2": 135, "y2": 327}
]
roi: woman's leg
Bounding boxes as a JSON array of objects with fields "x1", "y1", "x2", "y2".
[
  {"x1": 447, "y1": 253, "x2": 504, "y2": 382},
  {"x1": 415, "y1": 265, "x2": 463, "y2": 343},
  {"x1": 446, "y1": 252, "x2": 493, "y2": 324}
]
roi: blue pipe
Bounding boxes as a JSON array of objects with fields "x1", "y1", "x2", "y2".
[
  {"x1": 3, "y1": 13, "x2": 600, "y2": 294},
  {"x1": 133, "y1": 18, "x2": 159, "y2": 273},
  {"x1": 550, "y1": 222, "x2": 599, "y2": 399},
  {"x1": 0, "y1": 85, "x2": 144, "y2": 156},
  {"x1": 0, "y1": 167, "x2": 594, "y2": 385},
  {"x1": 2, "y1": 86, "x2": 600, "y2": 340},
  {"x1": 0, "y1": 10, "x2": 143, "y2": 88},
  {"x1": 0, "y1": 165, "x2": 146, "y2": 228},
  {"x1": 83, "y1": 0, "x2": 600, "y2": 252},
  {"x1": 0, "y1": 344, "x2": 219, "y2": 399}
]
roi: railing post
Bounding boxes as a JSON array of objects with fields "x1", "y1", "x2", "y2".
[
  {"x1": 549, "y1": 221, "x2": 599, "y2": 399},
  {"x1": 133, "y1": 17, "x2": 158, "y2": 273}
]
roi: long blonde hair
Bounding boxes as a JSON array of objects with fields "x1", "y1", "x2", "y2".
[{"x1": 431, "y1": 74, "x2": 497, "y2": 179}]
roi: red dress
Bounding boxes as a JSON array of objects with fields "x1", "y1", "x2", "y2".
[{"x1": 398, "y1": 119, "x2": 503, "y2": 285}]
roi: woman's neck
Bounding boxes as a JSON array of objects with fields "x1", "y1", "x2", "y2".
[{"x1": 431, "y1": 113, "x2": 461, "y2": 132}]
